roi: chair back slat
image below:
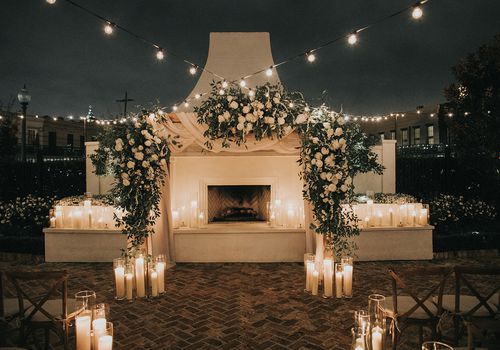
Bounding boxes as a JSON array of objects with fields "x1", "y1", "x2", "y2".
[{"x1": 389, "y1": 267, "x2": 453, "y2": 321}]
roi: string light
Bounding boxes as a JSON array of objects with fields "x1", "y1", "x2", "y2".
[
  {"x1": 195, "y1": 93, "x2": 201, "y2": 99},
  {"x1": 412, "y1": 6, "x2": 423, "y2": 19},
  {"x1": 265, "y1": 67, "x2": 273, "y2": 77},
  {"x1": 46, "y1": 0, "x2": 56, "y2": 4},
  {"x1": 172, "y1": 105, "x2": 178, "y2": 112},
  {"x1": 288, "y1": 102, "x2": 294, "y2": 108},
  {"x1": 19, "y1": 115, "x2": 24, "y2": 119},
  {"x1": 53, "y1": 117, "x2": 57, "y2": 121},
  {"x1": 248, "y1": 89, "x2": 255, "y2": 97},
  {"x1": 156, "y1": 49, "x2": 165, "y2": 60},
  {"x1": 183, "y1": 101, "x2": 189, "y2": 108},
  {"x1": 304, "y1": 106, "x2": 310, "y2": 112},
  {"x1": 239, "y1": 79, "x2": 246, "y2": 87},
  {"x1": 306, "y1": 52, "x2": 316, "y2": 63},
  {"x1": 219, "y1": 89, "x2": 225, "y2": 95},
  {"x1": 189, "y1": 65, "x2": 197, "y2": 75},
  {"x1": 104, "y1": 22, "x2": 114, "y2": 35},
  {"x1": 347, "y1": 33, "x2": 358, "y2": 45}
]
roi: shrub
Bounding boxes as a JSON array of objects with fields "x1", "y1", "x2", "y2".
[{"x1": 0, "y1": 195, "x2": 54, "y2": 237}]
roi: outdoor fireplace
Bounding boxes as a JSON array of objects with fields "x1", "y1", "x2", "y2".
[{"x1": 207, "y1": 185, "x2": 271, "y2": 223}]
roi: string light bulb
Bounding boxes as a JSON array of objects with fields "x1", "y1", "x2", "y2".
[
  {"x1": 156, "y1": 49, "x2": 165, "y2": 60},
  {"x1": 189, "y1": 65, "x2": 197, "y2": 75},
  {"x1": 347, "y1": 33, "x2": 358, "y2": 45},
  {"x1": 46, "y1": 0, "x2": 56, "y2": 4},
  {"x1": 221, "y1": 81, "x2": 228, "y2": 88},
  {"x1": 219, "y1": 89, "x2": 225, "y2": 95},
  {"x1": 412, "y1": 6, "x2": 423, "y2": 19},
  {"x1": 104, "y1": 22, "x2": 114, "y2": 35},
  {"x1": 172, "y1": 105, "x2": 178, "y2": 112},
  {"x1": 239, "y1": 79, "x2": 246, "y2": 87},
  {"x1": 306, "y1": 52, "x2": 316, "y2": 63},
  {"x1": 195, "y1": 93, "x2": 201, "y2": 99},
  {"x1": 265, "y1": 67, "x2": 273, "y2": 77},
  {"x1": 248, "y1": 89, "x2": 255, "y2": 97},
  {"x1": 183, "y1": 101, "x2": 189, "y2": 108}
]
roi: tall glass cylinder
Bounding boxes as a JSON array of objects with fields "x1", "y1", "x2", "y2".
[
  {"x1": 342, "y1": 257, "x2": 353, "y2": 298},
  {"x1": 91, "y1": 303, "x2": 109, "y2": 322},
  {"x1": 354, "y1": 310, "x2": 370, "y2": 336},
  {"x1": 113, "y1": 258, "x2": 126, "y2": 300},
  {"x1": 149, "y1": 264, "x2": 159, "y2": 298},
  {"x1": 305, "y1": 254, "x2": 315, "y2": 292},
  {"x1": 135, "y1": 253, "x2": 146, "y2": 298},
  {"x1": 368, "y1": 294, "x2": 387, "y2": 350},
  {"x1": 155, "y1": 254, "x2": 166, "y2": 294},
  {"x1": 335, "y1": 263, "x2": 343, "y2": 298},
  {"x1": 421, "y1": 341, "x2": 453, "y2": 350},
  {"x1": 125, "y1": 262, "x2": 134, "y2": 301},
  {"x1": 92, "y1": 321, "x2": 113, "y2": 350},
  {"x1": 75, "y1": 290, "x2": 96, "y2": 315},
  {"x1": 351, "y1": 327, "x2": 369, "y2": 350}
]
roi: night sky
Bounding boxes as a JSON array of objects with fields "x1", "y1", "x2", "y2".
[{"x1": 1, "y1": 0, "x2": 499, "y2": 118}]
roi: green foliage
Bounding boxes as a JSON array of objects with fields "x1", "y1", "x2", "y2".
[
  {"x1": 0, "y1": 195, "x2": 54, "y2": 237},
  {"x1": 344, "y1": 122, "x2": 384, "y2": 177},
  {"x1": 444, "y1": 34, "x2": 500, "y2": 158},
  {"x1": 91, "y1": 108, "x2": 180, "y2": 248},
  {"x1": 0, "y1": 114, "x2": 18, "y2": 159},
  {"x1": 195, "y1": 82, "x2": 308, "y2": 148}
]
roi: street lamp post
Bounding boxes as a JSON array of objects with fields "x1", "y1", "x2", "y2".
[{"x1": 17, "y1": 84, "x2": 31, "y2": 162}]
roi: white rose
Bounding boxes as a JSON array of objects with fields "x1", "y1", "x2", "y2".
[
  {"x1": 151, "y1": 154, "x2": 159, "y2": 161},
  {"x1": 154, "y1": 137, "x2": 162, "y2": 144},
  {"x1": 242, "y1": 106, "x2": 250, "y2": 114},
  {"x1": 272, "y1": 97, "x2": 280, "y2": 104},
  {"x1": 142, "y1": 161, "x2": 150, "y2": 168},
  {"x1": 328, "y1": 184, "x2": 337, "y2": 192},
  {"x1": 265, "y1": 101, "x2": 272, "y2": 109},
  {"x1": 320, "y1": 172, "x2": 327, "y2": 180},
  {"x1": 339, "y1": 138, "x2": 346, "y2": 146},
  {"x1": 246, "y1": 123, "x2": 253, "y2": 131},
  {"x1": 218, "y1": 115, "x2": 225, "y2": 123},
  {"x1": 278, "y1": 117, "x2": 285, "y2": 125},
  {"x1": 327, "y1": 129, "x2": 334, "y2": 138},
  {"x1": 321, "y1": 147, "x2": 329, "y2": 155},
  {"x1": 337, "y1": 117, "x2": 345, "y2": 125},
  {"x1": 223, "y1": 111, "x2": 231, "y2": 120},
  {"x1": 227, "y1": 96, "x2": 233, "y2": 102},
  {"x1": 129, "y1": 139, "x2": 135, "y2": 146},
  {"x1": 245, "y1": 113, "x2": 254, "y2": 122},
  {"x1": 114, "y1": 144, "x2": 123, "y2": 152},
  {"x1": 334, "y1": 127, "x2": 343, "y2": 136},
  {"x1": 115, "y1": 138, "x2": 123, "y2": 145},
  {"x1": 332, "y1": 139, "x2": 340, "y2": 150},
  {"x1": 160, "y1": 159, "x2": 166, "y2": 165},
  {"x1": 326, "y1": 173, "x2": 333, "y2": 181},
  {"x1": 315, "y1": 152, "x2": 322, "y2": 160},
  {"x1": 230, "y1": 101, "x2": 239, "y2": 109},
  {"x1": 341, "y1": 185, "x2": 348, "y2": 192},
  {"x1": 295, "y1": 114, "x2": 307, "y2": 124},
  {"x1": 134, "y1": 123, "x2": 141, "y2": 128},
  {"x1": 127, "y1": 161, "x2": 135, "y2": 169},
  {"x1": 237, "y1": 123, "x2": 244, "y2": 131},
  {"x1": 121, "y1": 173, "x2": 129, "y2": 179},
  {"x1": 312, "y1": 137, "x2": 319, "y2": 144},
  {"x1": 323, "y1": 122, "x2": 331, "y2": 129},
  {"x1": 316, "y1": 159, "x2": 323, "y2": 167},
  {"x1": 141, "y1": 130, "x2": 147, "y2": 135},
  {"x1": 345, "y1": 177, "x2": 352, "y2": 185},
  {"x1": 145, "y1": 140, "x2": 152, "y2": 147},
  {"x1": 238, "y1": 116, "x2": 246, "y2": 124},
  {"x1": 134, "y1": 152, "x2": 144, "y2": 161},
  {"x1": 123, "y1": 178, "x2": 130, "y2": 186},
  {"x1": 335, "y1": 172, "x2": 343, "y2": 179}
]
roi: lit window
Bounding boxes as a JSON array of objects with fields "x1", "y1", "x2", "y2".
[
  {"x1": 427, "y1": 125, "x2": 434, "y2": 144},
  {"x1": 401, "y1": 129, "x2": 409, "y2": 145},
  {"x1": 412, "y1": 127, "x2": 421, "y2": 145}
]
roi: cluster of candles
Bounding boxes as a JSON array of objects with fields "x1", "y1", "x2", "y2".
[
  {"x1": 113, "y1": 253, "x2": 166, "y2": 300},
  {"x1": 350, "y1": 201, "x2": 428, "y2": 228},
  {"x1": 351, "y1": 294, "x2": 388, "y2": 350},
  {"x1": 304, "y1": 254, "x2": 353, "y2": 298},
  {"x1": 172, "y1": 198, "x2": 306, "y2": 229},
  {"x1": 50, "y1": 201, "x2": 121, "y2": 230},
  {"x1": 75, "y1": 291, "x2": 113, "y2": 350}
]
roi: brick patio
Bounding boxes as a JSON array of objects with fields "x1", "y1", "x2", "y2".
[{"x1": 1, "y1": 257, "x2": 498, "y2": 349}]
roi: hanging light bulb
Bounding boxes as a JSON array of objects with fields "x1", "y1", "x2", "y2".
[
  {"x1": 189, "y1": 65, "x2": 197, "y2": 75},
  {"x1": 265, "y1": 67, "x2": 273, "y2": 77},
  {"x1": 156, "y1": 49, "x2": 165, "y2": 60},
  {"x1": 46, "y1": 0, "x2": 56, "y2": 4},
  {"x1": 219, "y1": 89, "x2": 225, "y2": 95},
  {"x1": 304, "y1": 106, "x2": 310, "y2": 112},
  {"x1": 306, "y1": 52, "x2": 316, "y2": 63},
  {"x1": 104, "y1": 22, "x2": 114, "y2": 35},
  {"x1": 195, "y1": 93, "x2": 201, "y2": 99},
  {"x1": 347, "y1": 33, "x2": 358, "y2": 45},
  {"x1": 288, "y1": 102, "x2": 294, "y2": 108},
  {"x1": 221, "y1": 80, "x2": 228, "y2": 88},
  {"x1": 412, "y1": 6, "x2": 423, "y2": 19},
  {"x1": 239, "y1": 79, "x2": 246, "y2": 87},
  {"x1": 172, "y1": 105, "x2": 178, "y2": 112},
  {"x1": 184, "y1": 101, "x2": 189, "y2": 108},
  {"x1": 248, "y1": 89, "x2": 255, "y2": 97}
]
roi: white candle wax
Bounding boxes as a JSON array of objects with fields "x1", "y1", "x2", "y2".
[
  {"x1": 55, "y1": 206, "x2": 63, "y2": 228},
  {"x1": 83, "y1": 200, "x2": 91, "y2": 228},
  {"x1": 364, "y1": 216, "x2": 370, "y2": 228},
  {"x1": 172, "y1": 210, "x2": 179, "y2": 228},
  {"x1": 311, "y1": 271, "x2": 319, "y2": 296},
  {"x1": 50, "y1": 217, "x2": 56, "y2": 228},
  {"x1": 76, "y1": 313, "x2": 91, "y2": 350},
  {"x1": 377, "y1": 211, "x2": 382, "y2": 226},
  {"x1": 335, "y1": 269, "x2": 343, "y2": 298},
  {"x1": 419, "y1": 208, "x2": 428, "y2": 225},
  {"x1": 399, "y1": 205, "x2": 407, "y2": 226},
  {"x1": 323, "y1": 259, "x2": 333, "y2": 297},
  {"x1": 135, "y1": 257, "x2": 145, "y2": 297},
  {"x1": 73, "y1": 208, "x2": 83, "y2": 229},
  {"x1": 125, "y1": 273, "x2": 133, "y2": 300},
  {"x1": 98, "y1": 335, "x2": 113, "y2": 350},
  {"x1": 389, "y1": 208, "x2": 394, "y2": 226},
  {"x1": 92, "y1": 318, "x2": 106, "y2": 350},
  {"x1": 372, "y1": 326, "x2": 383, "y2": 350},
  {"x1": 306, "y1": 261, "x2": 314, "y2": 291},
  {"x1": 150, "y1": 270, "x2": 158, "y2": 297},
  {"x1": 157, "y1": 262, "x2": 166, "y2": 293},
  {"x1": 114, "y1": 266, "x2": 125, "y2": 298},
  {"x1": 411, "y1": 211, "x2": 417, "y2": 226},
  {"x1": 343, "y1": 264, "x2": 353, "y2": 297}
]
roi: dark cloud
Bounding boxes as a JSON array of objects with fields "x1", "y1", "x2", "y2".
[{"x1": 1, "y1": 0, "x2": 499, "y2": 117}]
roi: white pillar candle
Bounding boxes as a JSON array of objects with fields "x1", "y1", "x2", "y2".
[
  {"x1": 306, "y1": 261, "x2": 314, "y2": 291},
  {"x1": 335, "y1": 267, "x2": 343, "y2": 298},
  {"x1": 364, "y1": 216, "x2": 370, "y2": 228},
  {"x1": 377, "y1": 211, "x2": 383, "y2": 226},
  {"x1": 114, "y1": 266, "x2": 125, "y2": 298},
  {"x1": 419, "y1": 208, "x2": 428, "y2": 225},
  {"x1": 172, "y1": 210, "x2": 179, "y2": 229},
  {"x1": 311, "y1": 271, "x2": 319, "y2": 296},
  {"x1": 399, "y1": 205, "x2": 407, "y2": 226},
  {"x1": 55, "y1": 206, "x2": 63, "y2": 228},
  {"x1": 407, "y1": 204, "x2": 415, "y2": 225},
  {"x1": 50, "y1": 217, "x2": 56, "y2": 228},
  {"x1": 83, "y1": 200, "x2": 91, "y2": 228},
  {"x1": 135, "y1": 257, "x2": 145, "y2": 298},
  {"x1": 389, "y1": 207, "x2": 394, "y2": 226},
  {"x1": 76, "y1": 313, "x2": 91, "y2": 350},
  {"x1": 323, "y1": 259, "x2": 333, "y2": 297},
  {"x1": 73, "y1": 208, "x2": 83, "y2": 229},
  {"x1": 343, "y1": 263, "x2": 353, "y2": 297},
  {"x1": 157, "y1": 262, "x2": 166, "y2": 293},
  {"x1": 367, "y1": 199, "x2": 373, "y2": 216},
  {"x1": 411, "y1": 210, "x2": 417, "y2": 226},
  {"x1": 98, "y1": 335, "x2": 113, "y2": 350},
  {"x1": 92, "y1": 318, "x2": 106, "y2": 350},
  {"x1": 371, "y1": 326, "x2": 383, "y2": 350},
  {"x1": 150, "y1": 270, "x2": 158, "y2": 297},
  {"x1": 125, "y1": 273, "x2": 133, "y2": 300}
]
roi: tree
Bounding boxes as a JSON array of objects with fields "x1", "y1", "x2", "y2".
[{"x1": 0, "y1": 96, "x2": 18, "y2": 159}]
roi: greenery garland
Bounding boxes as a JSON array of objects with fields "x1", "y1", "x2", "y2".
[
  {"x1": 91, "y1": 108, "x2": 180, "y2": 248},
  {"x1": 195, "y1": 82, "x2": 308, "y2": 149}
]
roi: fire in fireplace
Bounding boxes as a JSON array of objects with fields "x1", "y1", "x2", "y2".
[{"x1": 207, "y1": 185, "x2": 271, "y2": 222}]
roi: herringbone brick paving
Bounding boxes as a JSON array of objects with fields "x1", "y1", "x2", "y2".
[{"x1": 1, "y1": 257, "x2": 498, "y2": 349}]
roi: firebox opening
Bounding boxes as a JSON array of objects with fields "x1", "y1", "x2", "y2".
[{"x1": 207, "y1": 185, "x2": 271, "y2": 223}]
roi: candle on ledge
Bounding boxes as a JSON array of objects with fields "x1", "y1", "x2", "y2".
[
  {"x1": 92, "y1": 318, "x2": 106, "y2": 350},
  {"x1": 75, "y1": 311, "x2": 91, "y2": 350},
  {"x1": 150, "y1": 270, "x2": 158, "y2": 297},
  {"x1": 125, "y1": 272, "x2": 133, "y2": 300},
  {"x1": 323, "y1": 259, "x2": 333, "y2": 298},
  {"x1": 50, "y1": 217, "x2": 56, "y2": 228},
  {"x1": 389, "y1": 207, "x2": 394, "y2": 226},
  {"x1": 311, "y1": 270, "x2": 319, "y2": 296},
  {"x1": 364, "y1": 216, "x2": 370, "y2": 228},
  {"x1": 73, "y1": 208, "x2": 83, "y2": 229},
  {"x1": 306, "y1": 261, "x2": 314, "y2": 292},
  {"x1": 371, "y1": 325, "x2": 383, "y2": 350},
  {"x1": 98, "y1": 335, "x2": 113, "y2": 350},
  {"x1": 135, "y1": 255, "x2": 146, "y2": 298},
  {"x1": 411, "y1": 210, "x2": 417, "y2": 226},
  {"x1": 55, "y1": 206, "x2": 63, "y2": 228},
  {"x1": 419, "y1": 208, "x2": 428, "y2": 225},
  {"x1": 377, "y1": 210, "x2": 383, "y2": 226},
  {"x1": 335, "y1": 264, "x2": 343, "y2": 298},
  {"x1": 172, "y1": 210, "x2": 180, "y2": 229},
  {"x1": 399, "y1": 205, "x2": 407, "y2": 227},
  {"x1": 342, "y1": 257, "x2": 353, "y2": 298},
  {"x1": 83, "y1": 200, "x2": 91, "y2": 228}
]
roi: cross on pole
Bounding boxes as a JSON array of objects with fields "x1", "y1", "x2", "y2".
[{"x1": 116, "y1": 91, "x2": 134, "y2": 116}]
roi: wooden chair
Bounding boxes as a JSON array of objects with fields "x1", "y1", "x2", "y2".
[
  {"x1": 5, "y1": 270, "x2": 75, "y2": 350},
  {"x1": 448, "y1": 266, "x2": 500, "y2": 349},
  {"x1": 386, "y1": 267, "x2": 453, "y2": 349}
]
